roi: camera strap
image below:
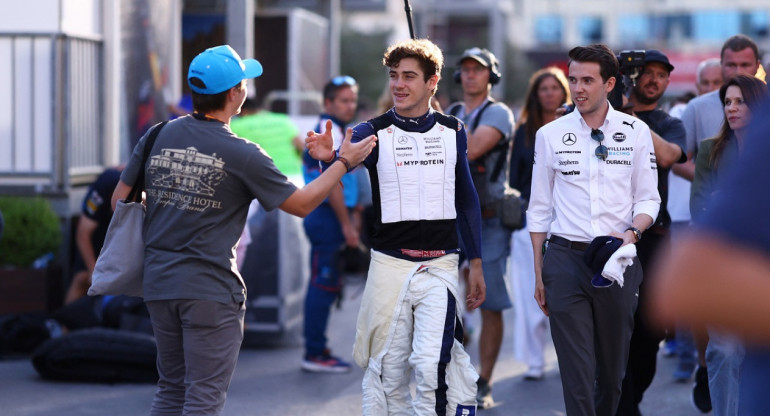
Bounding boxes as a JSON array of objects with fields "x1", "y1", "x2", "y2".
[{"x1": 448, "y1": 99, "x2": 508, "y2": 182}]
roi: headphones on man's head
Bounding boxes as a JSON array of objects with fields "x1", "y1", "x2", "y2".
[{"x1": 454, "y1": 48, "x2": 502, "y2": 85}]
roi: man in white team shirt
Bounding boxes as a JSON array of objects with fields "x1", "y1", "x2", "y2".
[{"x1": 527, "y1": 44, "x2": 660, "y2": 415}]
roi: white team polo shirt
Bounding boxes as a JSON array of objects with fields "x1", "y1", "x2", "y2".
[{"x1": 527, "y1": 104, "x2": 660, "y2": 242}]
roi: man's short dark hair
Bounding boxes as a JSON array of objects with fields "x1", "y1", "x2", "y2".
[
  {"x1": 568, "y1": 44, "x2": 619, "y2": 83},
  {"x1": 721, "y1": 34, "x2": 759, "y2": 62},
  {"x1": 189, "y1": 77, "x2": 241, "y2": 114},
  {"x1": 322, "y1": 76, "x2": 358, "y2": 102}
]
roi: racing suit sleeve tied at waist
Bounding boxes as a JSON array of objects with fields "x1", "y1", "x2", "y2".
[{"x1": 355, "y1": 250, "x2": 478, "y2": 415}]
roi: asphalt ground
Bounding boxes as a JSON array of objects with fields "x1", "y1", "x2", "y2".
[{"x1": 1, "y1": 274, "x2": 706, "y2": 415}]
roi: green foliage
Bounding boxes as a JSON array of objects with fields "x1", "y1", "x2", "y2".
[
  {"x1": 340, "y1": 29, "x2": 392, "y2": 115},
  {"x1": 0, "y1": 197, "x2": 61, "y2": 268}
]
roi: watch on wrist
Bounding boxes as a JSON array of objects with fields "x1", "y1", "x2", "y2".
[{"x1": 625, "y1": 226, "x2": 642, "y2": 242}]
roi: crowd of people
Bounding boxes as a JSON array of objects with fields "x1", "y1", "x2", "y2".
[{"x1": 62, "y1": 30, "x2": 768, "y2": 416}]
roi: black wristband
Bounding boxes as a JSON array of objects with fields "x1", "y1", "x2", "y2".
[{"x1": 336, "y1": 155, "x2": 353, "y2": 173}]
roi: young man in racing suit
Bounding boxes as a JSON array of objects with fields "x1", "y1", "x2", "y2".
[{"x1": 306, "y1": 38, "x2": 486, "y2": 415}]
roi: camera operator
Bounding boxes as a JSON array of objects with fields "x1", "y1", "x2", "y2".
[{"x1": 616, "y1": 50, "x2": 687, "y2": 416}]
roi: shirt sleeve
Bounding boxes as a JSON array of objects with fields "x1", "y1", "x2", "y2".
[
  {"x1": 630, "y1": 123, "x2": 661, "y2": 222},
  {"x1": 120, "y1": 130, "x2": 152, "y2": 188},
  {"x1": 690, "y1": 139, "x2": 716, "y2": 223},
  {"x1": 664, "y1": 116, "x2": 688, "y2": 164},
  {"x1": 681, "y1": 100, "x2": 698, "y2": 155},
  {"x1": 454, "y1": 125, "x2": 482, "y2": 260},
  {"x1": 241, "y1": 147, "x2": 298, "y2": 211},
  {"x1": 478, "y1": 104, "x2": 514, "y2": 143},
  {"x1": 526, "y1": 127, "x2": 555, "y2": 232}
]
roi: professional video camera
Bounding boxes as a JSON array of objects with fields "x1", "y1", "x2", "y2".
[{"x1": 609, "y1": 49, "x2": 646, "y2": 112}]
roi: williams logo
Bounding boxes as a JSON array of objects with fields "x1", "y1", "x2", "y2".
[
  {"x1": 613, "y1": 132, "x2": 627, "y2": 142},
  {"x1": 560, "y1": 170, "x2": 580, "y2": 176},
  {"x1": 562, "y1": 133, "x2": 577, "y2": 146}
]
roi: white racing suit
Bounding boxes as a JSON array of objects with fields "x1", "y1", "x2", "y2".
[{"x1": 354, "y1": 250, "x2": 478, "y2": 415}]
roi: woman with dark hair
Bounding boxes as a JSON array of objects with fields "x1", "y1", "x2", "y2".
[
  {"x1": 509, "y1": 67, "x2": 570, "y2": 380},
  {"x1": 690, "y1": 73, "x2": 767, "y2": 416},
  {"x1": 691, "y1": 74, "x2": 768, "y2": 220}
]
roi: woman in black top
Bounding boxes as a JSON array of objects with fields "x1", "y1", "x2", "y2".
[{"x1": 509, "y1": 67, "x2": 570, "y2": 380}]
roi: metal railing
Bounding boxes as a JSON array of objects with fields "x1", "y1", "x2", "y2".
[{"x1": 0, "y1": 33, "x2": 103, "y2": 193}]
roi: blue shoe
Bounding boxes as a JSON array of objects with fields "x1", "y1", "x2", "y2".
[
  {"x1": 301, "y1": 349, "x2": 351, "y2": 373},
  {"x1": 673, "y1": 360, "x2": 696, "y2": 382}
]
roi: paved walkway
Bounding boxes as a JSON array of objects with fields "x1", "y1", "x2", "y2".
[{"x1": 1, "y1": 275, "x2": 704, "y2": 415}]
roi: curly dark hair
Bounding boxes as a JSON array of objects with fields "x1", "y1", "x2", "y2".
[{"x1": 383, "y1": 39, "x2": 444, "y2": 86}]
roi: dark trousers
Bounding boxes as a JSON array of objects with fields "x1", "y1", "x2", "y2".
[
  {"x1": 616, "y1": 232, "x2": 667, "y2": 415},
  {"x1": 302, "y1": 203, "x2": 344, "y2": 357},
  {"x1": 543, "y1": 242, "x2": 642, "y2": 416}
]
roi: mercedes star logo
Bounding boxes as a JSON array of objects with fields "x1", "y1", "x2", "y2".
[{"x1": 562, "y1": 133, "x2": 577, "y2": 146}]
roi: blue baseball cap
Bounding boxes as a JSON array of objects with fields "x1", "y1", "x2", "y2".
[
  {"x1": 187, "y1": 45, "x2": 263, "y2": 95},
  {"x1": 643, "y1": 49, "x2": 675, "y2": 73}
]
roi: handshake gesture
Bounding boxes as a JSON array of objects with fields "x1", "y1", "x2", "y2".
[{"x1": 305, "y1": 120, "x2": 377, "y2": 170}]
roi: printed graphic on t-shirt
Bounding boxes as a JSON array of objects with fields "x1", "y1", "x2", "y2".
[{"x1": 147, "y1": 147, "x2": 227, "y2": 212}]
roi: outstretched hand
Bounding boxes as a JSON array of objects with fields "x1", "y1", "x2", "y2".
[
  {"x1": 305, "y1": 120, "x2": 377, "y2": 168},
  {"x1": 338, "y1": 127, "x2": 377, "y2": 168},
  {"x1": 305, "y1": 119, "x2": 335, "y2": 162}
]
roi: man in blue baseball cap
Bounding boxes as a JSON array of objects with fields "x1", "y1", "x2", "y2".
[
  {"x1": 111, "y1": 44, "x2": 377, "y2": 415},
  {"x1": 187, "y1": 45, "x2": 263, "y2": 95}
]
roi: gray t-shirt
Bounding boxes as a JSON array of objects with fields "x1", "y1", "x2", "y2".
[
  {"x1": 681, "y1": 89, "x2": 723, "y2": 154},
  {"x1": 122, "y1": 115, "x2": 298, "y2": 304},
  {"x1": 453, "y1": 100, "x2": 514, "y2": 203}
]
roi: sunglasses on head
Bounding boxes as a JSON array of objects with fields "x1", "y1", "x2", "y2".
[
  {"x1": 332, "y1": 75, "x2": 356, "y2": 86},
  {"x1": 591, "y1": 128, "x2": 608, "y2": 161}
]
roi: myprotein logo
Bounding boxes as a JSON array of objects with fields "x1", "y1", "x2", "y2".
[{"x1": 397, "y1": 159, "x2": 445, "y2": 166}]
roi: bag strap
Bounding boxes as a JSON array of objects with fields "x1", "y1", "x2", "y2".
[
  {"x1": 127, "y1": 121, "x2": 168, "y2": 202},
  {"x1": 449, "y1": 100, "x2": 508, "y2": 181},
  {"x1": 447, "y1": 100, "x2": 494, "y2": 133},
  {"x1": 489, "y1": 139, "x2": 510, "y2": 182}
]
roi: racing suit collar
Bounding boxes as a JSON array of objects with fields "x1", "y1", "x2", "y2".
[{"x1": 389, "y1": 108, "x2": 435, "y2": 131}]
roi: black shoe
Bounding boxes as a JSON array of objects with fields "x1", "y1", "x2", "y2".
[
  {"x1": 476, "y1": 377, "x2": 494, "y2": 409},
  {"x1": 692, "y1": 366, "x2": 712, "y2": 413}
]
